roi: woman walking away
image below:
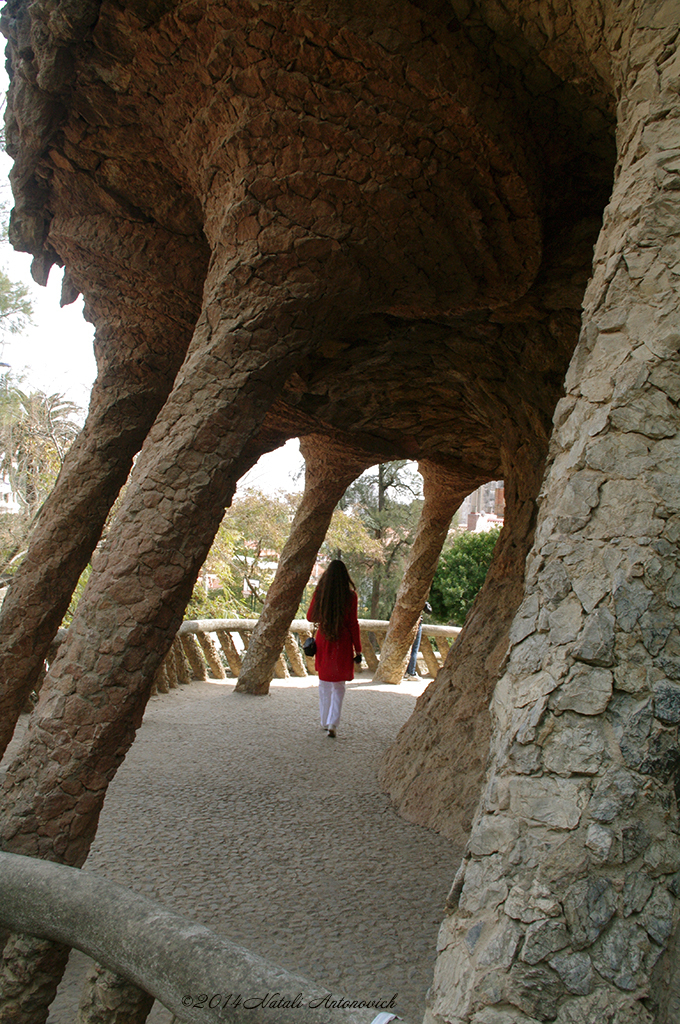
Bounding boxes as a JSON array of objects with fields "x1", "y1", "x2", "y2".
[{"x1": 307, "y1": 559, "x2": 362, "y2": 738}]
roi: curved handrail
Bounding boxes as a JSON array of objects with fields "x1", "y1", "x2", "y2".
[
  {"x1": 164, "y1": 618, "x2": 459, "y2": 687},
  {"x1": 179, "y1": 618, "x2": 459, "y2": 638},
  {"x1": 0, "y1": 852, "x2": 406, "y2": 1024}
]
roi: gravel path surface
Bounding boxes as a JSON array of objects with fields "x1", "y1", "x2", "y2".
[{"x1": 3, "y1": 673, "x2": 462, "y2": 1023}]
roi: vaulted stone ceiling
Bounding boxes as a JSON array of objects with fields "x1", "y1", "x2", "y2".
[
  {"x1": 3, "y1": 0, "x2": 615, "y2": 483},
  {"x1": 8, "y1": 3, "x2": 680, "y2": 1024}
]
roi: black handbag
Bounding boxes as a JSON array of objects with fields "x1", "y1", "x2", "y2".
[{"x1": 302, "y1": 633, "x2": 317, "y2": 657}]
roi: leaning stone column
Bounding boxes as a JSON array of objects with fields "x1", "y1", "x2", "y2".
[
  {"x1": 0, "y1": 340, "x2": 185, "y2": 759},
  {"x1": 426, "y1": 11, "x2": 680, "y2": 1023},
  {"x1": 0, "y1": 214, "x2": 208, "y2": 759},
  {"x1": 372, "y1": 461, "x2": 469, "y2": 685},
  {"x1": 379, "y1": 450, "x2": 545, "y2": 846},
  {"x1": 0, "y1": 247, "x2": 364, "y2": 1021},
  {"x1": 235, "y1": 435, "x2": 375, "y2": 694}
]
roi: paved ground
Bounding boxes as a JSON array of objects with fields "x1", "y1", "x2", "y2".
[{"x1": 3, "y1": 672, "x2": 463, "y2": 1024}]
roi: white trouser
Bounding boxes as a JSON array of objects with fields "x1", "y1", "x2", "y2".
[{"x1": 319, "y1": 679, "x2": 346, "y2": 729}]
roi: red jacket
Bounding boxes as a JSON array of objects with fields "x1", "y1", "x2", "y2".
[{"x1": 307, "y1": 590, "x2": 362, "y2": 682}]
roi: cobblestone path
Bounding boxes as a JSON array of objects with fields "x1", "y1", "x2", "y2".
[{"x1": 4, "y1": 673, "x2": 462, "y2": 1023}]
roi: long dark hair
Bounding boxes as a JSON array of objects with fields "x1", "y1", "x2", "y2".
[{"x1": 311, "y1": 559, "x2": 356, "y2": 642}]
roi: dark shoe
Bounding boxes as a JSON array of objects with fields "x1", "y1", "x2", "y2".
[{"x1": 327, "y1": 728, "x2": 336, "y2": 738}]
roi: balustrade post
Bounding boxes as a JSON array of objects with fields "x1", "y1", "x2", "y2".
[
  {"x1": 196, "y1": 633, "x2": 226, "y2": 680},
  {"x1": 284, "y1": 633, "x2": 308, "y2": 677},
  {"x1": 172, "y1": 639, "x2": 191, "y2": 685},
  {"x1": 75, "y1": 964, "x2": 154, "y2": 1024},
  {"x1": 418, "y1": 635, "x2": 441, "y2": 678},
  {"x1": 180, "y1": 635, "x2": 208, "y2": 681},
  {"x1": 216, "y1": 630, "x2": 242, "y2": 677}
]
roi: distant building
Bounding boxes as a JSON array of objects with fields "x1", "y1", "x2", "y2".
[
  {"x1": 0, "y1": 474, "x2": 20, "y2": 514},
  {"x1": 458, "y1": 481, "x2": 504, "y2": 532}
]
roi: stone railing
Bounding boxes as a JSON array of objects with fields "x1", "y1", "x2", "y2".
[
  {"x1": 152, "y1": 618, "x2": 461, "y2": 692},
  {"x1": 0, "y1": 851, "x2": 408, "y2": 1024}
]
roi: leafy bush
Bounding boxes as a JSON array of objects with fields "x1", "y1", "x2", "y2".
[{"x1": 430, "y1": 528, "x2": 501, "y2": 626}]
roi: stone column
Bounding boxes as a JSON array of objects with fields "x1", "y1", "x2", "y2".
[
  {"x1": 372, "y1": 461, "x2": 469, "y2": 685},
  {"x1": 0, "y1": 244, "x2": 364, "y2": 1021},
  {"x1": 0, "y1": 345, "x2": 182, "y2": 760},
  {"x1": 235, "y1": 435, "x2": 375, "y2": 694},
  {"x1": 425, "y1": 9, "x2": 680, "y2": 1023},
  {"x1": 378, "y1": 450, "x2": 545, "y2": 846},
  {"x1": 0, "y1": 210, "x2": 208, "y2": 759}
]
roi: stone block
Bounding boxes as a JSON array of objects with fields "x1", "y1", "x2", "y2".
[
  {"x1": 643, "y1": 831, "x2": 680, "y2": 875},
  {"x1": 652, "y1": 679, "x2": 680, "y2": 723},
  {"x1": 502, "y1": 963, "x2": 564, "y2": 1021},
  {"x1": 515, "y1": 670, "x2": 562, "y2": 709},
  {"x1": 621, "y1": 821, "x2": 652, "y2": 863},
  {"x1": 640, "y1": 885, "x2": 675, "y2": 945},
  {"x1": 559, "y1": 470, "x2": 605, "y2": 518},
  {"x1": 551, "y1": 664, "x2": 613, "y2": 715},
  {"x1": 589, "y1": 768, "x2": 639, "y2": 823},
  {"x1": 666, "y1": 568, "x2": 680, "y2": 607},
  {"x1": 554, "y1": 988, "x2": 654, "y2": 1024},
  {"x1": 548, "y1": 597, "x2": 584, "y2": 646},
  {"x1": 586, "y1": 823, "x2": 614, "y2": 862},
  {"x1": 563, "y1": 877, "x2": 617, "y2": 949},
  {"x1": 611, "y1": 696, "x2": 653, "y2": 769},
  {"x1": 509, "y1": 777, "x2": 588, "y2": 830},
  {"x1": 504, "y1": 882, "x2": 561, "y2": 924},
  {"x1": 649, "y1": 360, "x2": 680, "y2": 402},
  {"x1": 515, "y1": 695, "x2": 550, "y2": 746},
  {"x1": 571, "y1": 607, "x2": 615, "y2": 666},
  {"x1": 469, "y1": 815, "x2": 521, "y2": 856},
  {"x1": 542, "y1": 719, "x2": 606, "y2": 777},
  {"x1": 520, "y1": 918, "x2": 569, "y2": 965},
  {"x1": 622, "y1": 872, "x2": 655, "y2": 916},
  {"x1": 656, "y1": 629, "x2": 680, "y2": 680},
  {"x1": 589, "y1": 480, "x2": 662, "y2": 540},
  {"x1": 613, "y1": 579, "x2": 653, "y2": 631},
  {"x1": 548, "y1": 951, "x2": 595, "y2": 995},
  {"x1": 509, "y1": 634, "x2": 550, "y2": 678},
  {"x1": 610, "y1": 388, "x2": 678, "y2": 439},
  {"x1": 477, "y1": 918, "x2": 523, "y2": 969},
  {"x1": 590, "y1": 919, "x2": 650, "y2": 991},
  {"x1": 585, "y1": 432, "x2": 652, "y2": 481},
  {"x1": 614, "y1": 660, "x2": 649, "y2": 694},
  {"x1": 507, "y1": 743, "x2": 543, "y2": 774},
  {"x1": 459, "y1": 854, "x2": 509, "y2": 915},
  {"x1": 509, "y1": 593, "x2": 540, "y2": 645},
  {"x1": 537, "y1": 561, "x2": 572, "y2": 607},
  {"x1": 471, "y1": 1010, "x2": 543, "y2": 1024}
]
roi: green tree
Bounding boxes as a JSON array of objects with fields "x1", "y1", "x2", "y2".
[
  {"x1": 336, "y1": 461, "x2": 423, "y2": 618},
  {"x1": 187, "y1": 489, "x2": 299, "y2": 618},
  {"x1": 430, "y1": 527, "x2": 501, "y2": 626},
  {"x1": 0, "y1": 374, "x2": 82, "y2": 579}
]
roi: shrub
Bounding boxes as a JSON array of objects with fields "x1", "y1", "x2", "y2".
[{"x1": 430, "y1": 528, "x2": 500, "y2": 626}]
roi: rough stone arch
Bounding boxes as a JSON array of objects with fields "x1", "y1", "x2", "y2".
[{"x1": 3, "y1": 1, "x2": 680, "y2": 1022}]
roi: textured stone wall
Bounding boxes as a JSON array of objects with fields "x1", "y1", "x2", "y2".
[
  {"x1": 424, "y1": 3, "x2": 680, "y2": 1021},
  {"x1": 379, "y1": 439, "x2": 547, "y2": 847},
  {"x1": 0, "y1": 0, "x2": 663, "y2": 1021}
]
